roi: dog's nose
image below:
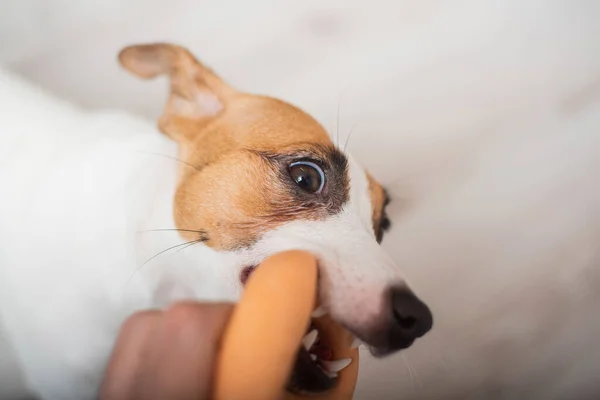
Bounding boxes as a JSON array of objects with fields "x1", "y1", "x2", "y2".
[{"x1": 388, "y1": 287, "x2": 433, "y2": 350}]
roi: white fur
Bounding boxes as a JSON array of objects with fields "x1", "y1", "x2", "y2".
[
  {"x1": 0, "y1": 67, "x2": 232, "y2": 399},
  {"x1": 0, "y1": 66, "x2": 393, "y2": 399}
]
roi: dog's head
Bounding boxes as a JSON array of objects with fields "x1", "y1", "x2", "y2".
[{"x1": 120, "y1": 43, "x2": 432, "y2": 392}]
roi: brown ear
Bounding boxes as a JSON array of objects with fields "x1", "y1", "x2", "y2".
[{"x1": 118, "y1": 43, "x2": 237, "y2": 141}]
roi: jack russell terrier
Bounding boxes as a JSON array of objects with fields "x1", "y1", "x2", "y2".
[{"x1": 0, "y1": 43, "x2": 432, "y2": 399}]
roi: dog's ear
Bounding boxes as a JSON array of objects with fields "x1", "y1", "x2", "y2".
[{"x1": 119, "y1": 43, "x2": 237, "y2": 142}]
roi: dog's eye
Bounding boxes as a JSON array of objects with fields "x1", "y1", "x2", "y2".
[{"x1": 289, "y1": 161, "x2": 325, "y2": 194}]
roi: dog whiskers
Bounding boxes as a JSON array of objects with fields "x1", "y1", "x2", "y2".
[
  {"x1": 336, "y1": 93, "x2": 343, "y2": 148},
  {"x1": 343, "y1": 120, "x2": 360, "y2": 154},
  {"x1": 175, "y1": 240, "x2": 203, "y2": 254},
  {"x1": 142, "y1": 239, "x2": 205, "y2": 267},
  {"x1": 125, "y1": 239, "x2": 206, "y2": 285},
  {"x1": 139, "y1": 228, "x2": 208, "y2": 238},
  {"x1": 136, "y1": 151, "x2": 203, "y2": 171},
  {"x1": 401, "y1": 354, "x2": 421, "y2": 394}
]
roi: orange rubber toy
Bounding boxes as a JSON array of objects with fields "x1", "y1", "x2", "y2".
[{"x1": 213, "y1": 250, "x2": 359, "y2": 400}]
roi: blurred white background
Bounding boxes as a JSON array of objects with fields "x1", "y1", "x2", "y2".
[{"x1": 2, "y1": 0, "x2": 600, "y2": 398}]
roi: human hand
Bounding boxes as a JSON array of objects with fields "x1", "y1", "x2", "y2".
[{"x1": 100, "y1": 302, "x2": 234, "y2": 400}]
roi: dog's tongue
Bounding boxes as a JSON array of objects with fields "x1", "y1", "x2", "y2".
[
  {"x1": 310, "y1": 344, "x2": 332, "y2": 361},
  {"x1": 286, "y1": 315, "x2": 359, "y2": 399}
]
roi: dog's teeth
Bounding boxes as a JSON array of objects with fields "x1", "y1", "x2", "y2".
[
  {"x1": 310, "y1": 354, "x2": 317, "y2": 361},
  {"x1": 350, "y1": 337, "x2": 363, "y2": 349},
  {"x1": 325, "y1": 370, "x2": 338, "y2": 379},
  {"x1": 311, "y1": 306, "x2": 327, "y2": 318},
  {"x1": 321, "y1": 358, "x2": 352, "y2": 373},
  {"x1": 318, "y1": 365, "x2": 338, "y2": 379},
  {"x1": 302, "y1": 329, "x2": 318, "y2": 350}
]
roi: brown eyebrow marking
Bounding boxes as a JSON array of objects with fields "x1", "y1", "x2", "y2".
[
  {"x1": 377, "y1": 189, "x2": 391, "y2": 243},
  {"x1": 367, "y1": 174, "x2": 391, "y2": 243}
]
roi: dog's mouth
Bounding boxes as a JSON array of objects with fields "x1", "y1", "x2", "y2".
[
  {"x1": 240, "y1": 265, "x2": 358, "y2": 396},
  {"x1": 286, "y1": 310, "x2": 357, "y2": 395}
]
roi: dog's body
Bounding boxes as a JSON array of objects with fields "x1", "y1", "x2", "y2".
[
  {"x1": 0, "y1": 67, "x2": 188, "y2": 399},
  {"x1": 0, "y1": 44, "x2": 433, "y2": 399}
]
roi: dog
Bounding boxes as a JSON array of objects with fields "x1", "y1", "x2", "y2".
[{"x1": 0, "y1": 42, "x2": 432, "y2": 399}]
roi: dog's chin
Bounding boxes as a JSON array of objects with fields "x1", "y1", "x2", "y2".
[
  {"x1": 367, "y1": 339, "x2": 416, "y2": 358},
  {"x1": 368, "y1": 344, "x2": 407, "y2": 358},
  {"x1": 284, "y1": 322, "x2": 419, "y2": 393}
]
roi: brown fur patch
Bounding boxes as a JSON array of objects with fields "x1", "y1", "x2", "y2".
[
  {"x1": 168, "y1": 96, "x2": 352, "y2": 250},
  {"x1": 367, "y1": 174, "x2": 391, "y2": 243},
  {"x1": 175, "y1": 142, "x2": 349, "y2": 250}
]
